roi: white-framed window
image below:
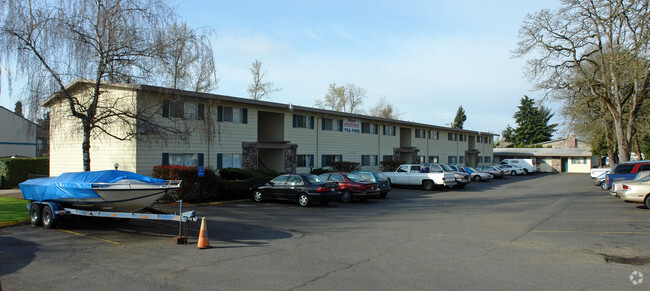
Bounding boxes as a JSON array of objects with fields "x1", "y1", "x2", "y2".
[
  {"x1": 383, "y1": 125, "x2": 396, "y2": 136},
  {"x1": 477, "y1": 156, "x2": 484, "y2": 163},
  {"x1": 485, "y1": 156, "x2": 492, "y2": 163},
  {"x1": 322, "y1": 118, "x2": 343, "y2": 131},
  {"x1": 459, "y1": 156, "x2": 465, "y2": 164},
  {"x1": 429, "y1": 130, "x2": 439, "y2": 140},
  {"x1": 297, "y1": 154, "x2": 315, "y2": 168},
  {"x1": 429, "y1": 156, "x2": 439, "y2": 163},
  {"x1": 162, "y1": 153, "x2": 204, "y2": 167},
  {"x1": 362, "y1": 122, "x2": 378, "y2": 134},
  {"x1": 293, "y1": 114, "x2": 314, "y2": 129},
  {"x1": 322, "y1": 155, "x2": 342, "y2": 167},
  {"x1": 459, "y1": 134, "x2": 466, "y2": 142},
  {"x1": 361, "y1": 155, "x2": 378, "y2": 166},
  {"x1": 448, "y1": 133, "x2": 457, "y2": 141},
  {"x1": 571, "y1": 158, "x2": 587, "y2": 164},
  {"x1": 418, "y1": 156, "x2": 426, "y2": 163},
  {"x1": 415, "y1": 129, "x2": 426, "y2": 139},
  {"x1": 218, "y1": 106, "x2": 247, "y2": 123},
  {"x1": 218, "y1": 153, "x2": 242, "y2": 169},
  {"x1": 448, "y1": 156, "x2": 457, "y2": 164},
  {"x1": 163, "y1": 100, "x2": 204, "y2": 120}
]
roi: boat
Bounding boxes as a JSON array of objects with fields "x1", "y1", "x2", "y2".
[{"x1": 19, "y1": 170, "x2": 181, "y2": 212}]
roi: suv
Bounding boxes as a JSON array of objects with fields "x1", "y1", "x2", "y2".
[{"x1": 604, "y1": 160, "x2": 650, "y2": 190}]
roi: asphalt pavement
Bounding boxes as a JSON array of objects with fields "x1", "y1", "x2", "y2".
[{"x1": 1, "y1": 173, "x2": 649, "y2": 290}]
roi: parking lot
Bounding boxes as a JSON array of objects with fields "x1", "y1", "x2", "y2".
[{"x1": 2, "y1": 173, "x2": 649, "y2": 290}]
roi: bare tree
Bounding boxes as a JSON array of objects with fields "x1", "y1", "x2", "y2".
[
  {"x1": 368, "y1": 97, "x2": 401, "y2": 119},
  {"x1": 158, "y1": 22, "x2": 219, "y2": 93},
  {"x1": 247, "y1": 59, "x2": 280, "y2": 100},
  {"x1": 514, "y1": 0, "x2": 650, "y2": 162},
  {"x1": 314, "y1": 82, "x2": 366, "y2": 114},
  {"x1": 0, "y1": 0, "x2": 184, "y2": 171}
]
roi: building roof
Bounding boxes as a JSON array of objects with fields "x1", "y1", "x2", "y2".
[
  {"x1": 493, "y1": 147, "x2": 593, "y2": 157},
  {"x1": 0, "y1": 106, "x2": 37, "y2": 126},
  {"x1": 42, "y1": 79, "x2": 498, "y2": 136}
]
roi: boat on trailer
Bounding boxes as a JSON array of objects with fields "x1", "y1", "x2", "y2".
[{"x1": 19, "y1": 170, "x2": 181, "y2": 212}]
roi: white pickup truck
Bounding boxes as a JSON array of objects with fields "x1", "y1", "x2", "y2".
[{"x1": 383, "y1": 164, "x2": 457, "y2": 190}]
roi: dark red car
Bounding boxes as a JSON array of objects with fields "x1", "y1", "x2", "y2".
[{"x1": 319, "y1": 172, "x2": 380, "y2": 202}]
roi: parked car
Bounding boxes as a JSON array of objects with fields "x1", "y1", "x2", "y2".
[
  {"x1": 463, "y1": 167, "x2": 492, "y2": 182},
  {"x1": 618, "y1": 178, "x2": 650, "y2": 208},
  {"x1": 446, "y1": 165, "x2": 471, "y2": 188},
  {"x1": 499, "y1": 158, "x2": 538, "y2": 174},
  {"x1": 610, "y1": 171, "x2": 650, "y2": 197},
  {"x1": 353, "y1": 171, "x2": 391, "y2": 198},
  {"x1": 252, "y1": 174, "x2": 341, "y2": 207},
  {"x1": 604, "y1": 160, "x2": 650, "y2": 190},
  {"x1": 319, "y1": 172, "x2": 380, "y2": 202},
  {"x1": 496, "y1": 164, "x2": 526, "y2": 176},
  {"x1": 594, "y1": 170, "x2": 610, "y2": 189},
  {"x1": 475, "y1": 166, "x2": 505, "y2": 179},
  {"x1": 383, "y1": 164, "x2": 457, "y2": 190}
]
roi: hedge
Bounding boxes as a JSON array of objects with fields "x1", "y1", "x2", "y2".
[{"x1": 0, "y1": 157, "x2": 49, "y2": 189}]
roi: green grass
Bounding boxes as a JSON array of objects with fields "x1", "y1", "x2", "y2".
[{"x1": 0, "y1": 196, "x2": 29, "y2": 222}]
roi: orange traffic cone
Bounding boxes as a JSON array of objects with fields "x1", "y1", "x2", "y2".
[{"x1": 197, "y1": 217, "x2": 211, "y2": 249}]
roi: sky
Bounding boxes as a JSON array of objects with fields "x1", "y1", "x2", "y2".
[{"x1": 0, "y1": 0, "x2": 563, "y2": 137}]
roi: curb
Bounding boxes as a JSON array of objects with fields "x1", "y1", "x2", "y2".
[
  {"x1": 167, "y1": 199, "x2": 250, "y2": 207},
  {"x1": 0, "y1": 220, "x2": 30, "y2": 228}
]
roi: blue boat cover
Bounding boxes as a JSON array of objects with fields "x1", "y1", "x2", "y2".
[{"x1": 19, "y1": 170, "x2": 166, "y2": 201}]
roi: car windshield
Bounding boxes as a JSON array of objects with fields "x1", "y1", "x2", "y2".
[
  {"x1": 441, "y1": 164, "x2": 453, "y2": 171},
  {"x1": 374, "y1": 173, "x2": 388, "y2": 181},
  {"x1": 304, "y1": 175, "x2": 326, "y2": 184},
  {"x1": 344, "y1": 173, "x2": 366, "y2": 182},
  {"x1": 467, "y1": 167, "x2": 477, "y2": 172},
  {"x1": 357, "y1": 172, "x2": 375, "y2": 181}
]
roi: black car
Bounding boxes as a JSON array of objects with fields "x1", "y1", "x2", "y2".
[{"x1": 252, "y1": 174, "x2": 341, "y2": 207}]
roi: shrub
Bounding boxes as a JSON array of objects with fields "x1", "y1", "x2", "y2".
[
  {"x1": 380, "y1": 160, "x2": 404, "y2": 172},
  {"x1": 218, "y1": 168, "x2": 282, "y2": 198},
  {"x1": 310, "y1": 167, "x2": 331, "y2": 175},
  {"x1": 331, "y1": 161, "x2": 360, "y2": 172},
  {"x1": 151, "y1": 165, "x2": 221, "y2": 202},
  {"x1": 0, "y1": 157, "x2": 49, "y2": 189}
]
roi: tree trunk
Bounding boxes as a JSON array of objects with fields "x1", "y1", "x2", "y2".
[
  {"x1": 613, "y1": 119, "x2": 630, "y2": 163},
  {"x1": 82, "y1": 122, "x2": 92, "y2": 171}
]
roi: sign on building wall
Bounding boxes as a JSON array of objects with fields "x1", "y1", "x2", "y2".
[{"x1": 343, "y1": 118, "x2": 361, "y2": 134}]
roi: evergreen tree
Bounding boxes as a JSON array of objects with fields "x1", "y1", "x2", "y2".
[
  {"x1": 506, "y1": 96, "x2": 557, "y2": 147},
  {"x1": 451, "y1": 105, "x2": 466, "y2": 129},
  {"x1": 14, "y1": 101, "x2": 23, "y2": 117}
]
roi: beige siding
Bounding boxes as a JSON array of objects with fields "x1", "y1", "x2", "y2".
[{"x1": 567, "y1": 157, "x2": 591, "y2": 173}]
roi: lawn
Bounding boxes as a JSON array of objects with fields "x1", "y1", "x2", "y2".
[{"x1": 0, "y1": 196, "x2": 29, "y2": 222}]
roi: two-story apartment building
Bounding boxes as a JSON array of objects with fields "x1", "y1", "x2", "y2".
[{"x1": 43, "y1": 80, "x2": 495, "y2": 176}]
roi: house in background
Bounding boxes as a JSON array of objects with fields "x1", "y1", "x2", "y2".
[
  {"x1": 0, "y1": 106, "x2": 38, "y2": 157},
  {"x1": 43, "y1": 80, "x2": 497, "y2": 176},
  {"x1": 494, "y1": 135, "x2": 596, "y2": 173}
]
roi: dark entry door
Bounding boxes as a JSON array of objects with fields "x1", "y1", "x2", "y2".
[{"x1": 561, "y1": 158, "x2": 568, "y2": 172}]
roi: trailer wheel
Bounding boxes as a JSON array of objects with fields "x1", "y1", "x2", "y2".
[
  {"x1": 29, "y1": 203, "x2": 42, "y2": 227},
  {"x1": 41, "y1": 205, "x2": 57, "y2": 229}
]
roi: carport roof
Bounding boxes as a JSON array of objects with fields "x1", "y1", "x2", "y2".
[{"x1": 493, "y1": 147, "x2": 593, "y2": 157}]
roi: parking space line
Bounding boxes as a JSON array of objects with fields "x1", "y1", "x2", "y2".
[
  {"x1": 532, "y1": 230, "x2": 650, "y2": 235},
  {"x1": 58, "y1": 229, "x2": 120, "y2": 245},
  {"x1": 552, "y1": 219, "x2": 650, "y2": 222}
]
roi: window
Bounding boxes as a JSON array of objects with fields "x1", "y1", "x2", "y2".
[
  {"x1": 297, "y1": 154, "x2": 315, "y2": 168},
  {"x1": 162, "y1": 153, "x2": 204, "y2": 167},
  {"x1": 477, "y1": 136, "x2": 483, "y2": 143},
  {"x1": 362, "y1": 122, "x2": 378, "y2": 134},
  {"x1": 361, "y1": 155, "x2": 378, "y2": 166},
  {"x1": 322, "y1": 155, "x2": 342, "y2": 167},
  {"x1": 448, "y1": 133, "x2": 457, "y2": 141},
  {"x1": 383, "y1": 125, "x2": 396, "y2": 136},
  {"x1": 383, "y1": 155, "x2": 393, "y2": 161},
  {"x1": 485, "y1": 156, "x2": 492, "y2": 163},
  {"x1": 415, "y1": 129, "x2": 426, "y2": 139},
  {"x1": 448, "y1": 156, "x2": 458, "y2": 164},
  {"x1": 477, "y1": 156, "x2": 483, "y2": 163},
  {"x1": 428, "y1": 130, "x2": 439, "y2": 140},
  {"x1": 458, "y1": 134, "x2": 466, "y2": 142},
  {"x1": 428, "y1": 156, "x2": 439, "y2": 163},
  {"x1": 218, "y1": 106, "x2": 247, "y2": 123},
  {"x1": 418, "y1": 156, "x2": 426, "y2": 163},
  {"x1": 571, "y1": 158, "x2": 587, "y2": 164},
  {"x1": 459, "y1": 156, "x2": 465, "y2": 164},
  {"x1": 486, "y1": 137, "x2": 492, "y2": 144},
  {"x1": 322, "y1": 118, "x2": 343, "y2": 131},
  {"x1": 163, "y1": 100, "x2": 204, "y2": 119},
  {"x1": 293, "y1": 115, "x2": 314, "y2": 129},
  {"x1": 217, "y1": 153, "x2": 242, "y2": 169}
]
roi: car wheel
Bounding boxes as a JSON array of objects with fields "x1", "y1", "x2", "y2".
[
  {"x1": 423, "y1": 181, "x2": 434, "y2": 191},
  {"x1": 601, "y1": 182, "x2": 609, "y2": 191},
  {"x1": 473, "y1": 175, "x2": 481, "y2": 182},
  {"x1": 644, "y1": 195, "x2": 650, "y2": 209},
  {"x1": 253, "y1": 191, "x2": 264, "y2": 203},
  {"x1": 341, "y1": 191, "x2": 353, "y2": 203},
  {"x1": 511, "y1": 171, "x2": 517, "y2": 176},
  {"x1": 298, "y1": 193, "x2": 310, "y2": 207},
  {"x1": 41, "y1": 205, "x2": 57, "y2": 229},
  {"x1": 523, "y1": 169, "x2": 529, "y2": 175},
  {"x1": 29, "y1": 203, "x2": 42, "y2": 227}
]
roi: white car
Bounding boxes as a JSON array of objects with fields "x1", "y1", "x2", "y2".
[
  {"x1": 619, "y1": 179, "x2": 650, "y2": 208},
  {"x1": 464, "y1": 167, "x2": 492, "y2": 182},
  {"x1": 496, "y1": 164, "x2": 526, "y2": 176}
]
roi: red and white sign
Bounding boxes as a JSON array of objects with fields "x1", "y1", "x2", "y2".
[{"x1": 343, "y1": 118, "x2": 361, "y2": 134}]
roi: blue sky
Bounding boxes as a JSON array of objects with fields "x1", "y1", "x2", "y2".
[{"x1": 1, "y1": 0, "x2": 563, "y2": 137}]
